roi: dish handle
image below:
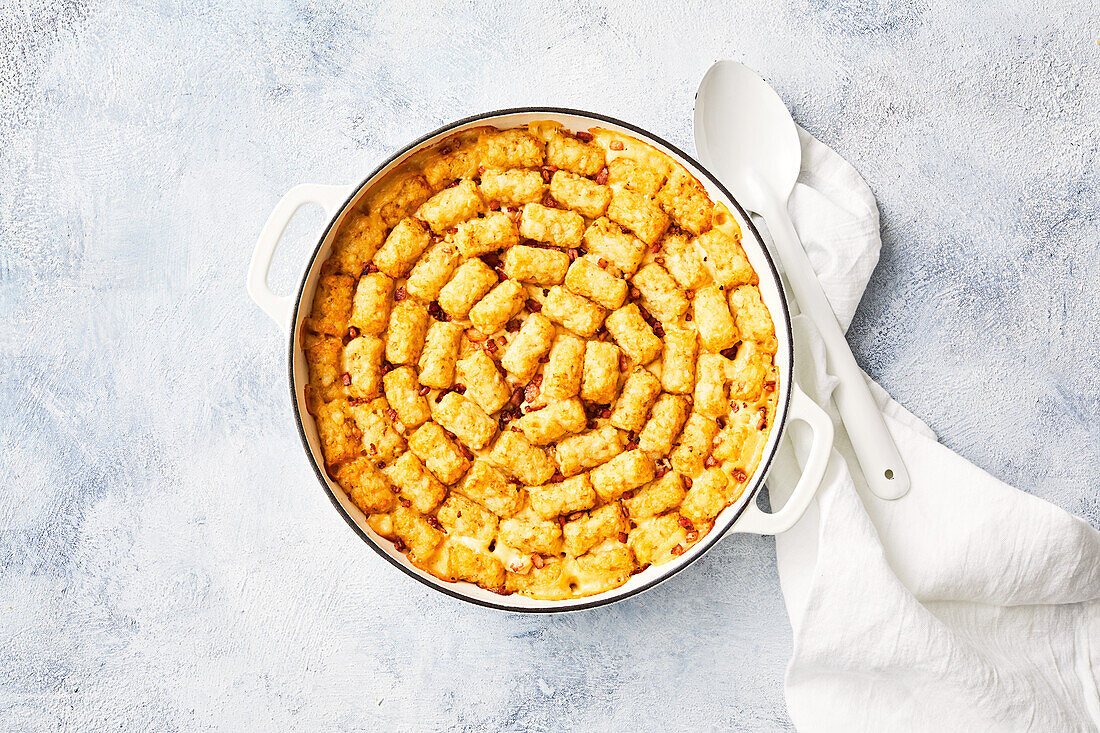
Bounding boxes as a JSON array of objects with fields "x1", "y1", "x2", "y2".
[
  {"x1": 247, "y1": 183, "x2": 354, "y2": 334},
  {"x1": 730, "y1": 384, "x2": 834, "y2": 535}
]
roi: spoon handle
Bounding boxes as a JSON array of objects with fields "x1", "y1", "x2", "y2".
[{"x1": 758, "y1": 198, "x2": 911, "y2": 501}]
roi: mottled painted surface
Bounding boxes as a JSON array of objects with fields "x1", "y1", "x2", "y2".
[{"x1": 1, "y1": 1, "x2": 1095, "y2": 730}]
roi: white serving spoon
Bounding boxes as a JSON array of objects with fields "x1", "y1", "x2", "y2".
[{"x1": 695, "y1": 60, "x2": 910, "y2": 500}]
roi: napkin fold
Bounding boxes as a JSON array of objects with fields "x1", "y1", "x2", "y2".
[{"x1": 763, "y1": 128, "x2": 1100, "y2": 732}]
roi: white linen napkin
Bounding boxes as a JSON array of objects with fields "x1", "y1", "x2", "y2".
[{"x1": 762, "y1": 128, "x2": 1100, "y2": 732}]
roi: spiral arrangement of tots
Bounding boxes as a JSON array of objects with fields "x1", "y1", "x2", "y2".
[{"x1": 303, "y1": 121, "x2": 780, "y2": 600}]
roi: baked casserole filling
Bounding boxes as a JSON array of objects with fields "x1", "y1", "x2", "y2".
[{"x1": 302, "y1": 122, "x2": 779, "y2": 600}]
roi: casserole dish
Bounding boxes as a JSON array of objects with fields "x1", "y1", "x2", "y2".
[{"x1": 247, "y1": 108, "x2": 833, "y2": 612}]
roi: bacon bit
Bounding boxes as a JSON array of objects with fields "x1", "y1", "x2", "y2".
[
  {"x1": 525, "y1": 298, "x2": 542, "y2": 313},
  {"x1": 531, "y1": 554, "x2": 546, "y2": 570},
  {"x1": 487, "y1": 199, "x2": 501, "y2": 211},
  {"x1": 654, "y1": 465, "x2": 669, "y2": 479},
  {"x1": 625, "y1": 438, "x2": 639, "y2": 450},
  {"x1": 439, "y1": 144, "x2": 453, "y2": 156},
  {"x1": 683, "y1": 476, "x2": 693, "y2": 489},
  {"x1": 628, "y1": 286, "x2": 641, "y2": 301},
  {"x1": 341, "y1": 372, "x2": 352, "y2": 386},
  {"x1": 755, "y1": 407, "x2": 768, "y2": 430},
  {"x1": 732, "y1": 468, "x2": 748, "y2": 483},
  {"x1": 417, "y1": 385, "x2": 430, "y2": 396},
  {"x1": 347, "y1": 396, "x2": 368, "y2": 407},
  {"x1": 525, "y1": 404, "x2": 545, "y2": 413},
  {"x1": 368, "y1": 443, "x2": 378, "y2": 455},
  {"x1": 621, "y1": 489, "x2": 636, "y2": 501},
  {"x1": 631, "y1": 564, "x2": 650, "y2": 576},
  {"x1": 427, "y1": 301, "x2": 445, "y2": 320},
  {"x1": 510, "y1": 207, "x2": 523, "y2": 222},
  {"x1": 685, "y1": 530, "x2": 699, "y2": 542},
  {"x1": 617, "y1": 531, "x2": 628, "y2": 543},
  {"x1": 484, "y1": 339, "x2": 499, "y2": 354},
  {"x1": 505, "y1": 318, "x2": 521, "y2": 332},
  {"x1": 730, "y1": 402, "x2": 741, "y2": 414},
  {"x1": 575, "y1": 130, "x2": 594, "y2": 143},
  {"x1": 685, "y1": 289, "x2": 695, "y2": 301},
  {"x1": 597, "y1": 257, "x2": 608, "y2": 269},
  {"x1": 670, "y1": 544, "x2": 685, "y2": 557},
  {"x1": 704, "y1": 456, "x2": 719, "y2": 468},
  {"x1": 540, "y1": 165, "x2": 558, "y2": 183},
  {"x1": 649, "y1": 242, "x2": 662, "y2": 254},
  {"x1": 453, "y1": 383, "x2": 466, "y2": 394},
  {"x1": 538, "y1": 355, "x2": 550, "y2": 364},
  {"x1": 524, "y1": 382, "x2": 540, "y2": 403},
  {"x1": 399, "y1": 498, "x2": 411, "y2": 508},
  {"x1": 509, "y1": 386, "x2": 525, "y2": 407},
  {"x1": 677, "y1": 516, "x2": 695, "y2": 531},
  {"x1": 362, "y1": 263, "x2": 379, "y2": 275},
  {"x1": 426, "y1": 515, "x2": 444, "y2": 531},
  {"x1": 477, "y1": 165, "x2": 486, "y2": 175},
  {"x1": 550, "y1": 471, "x2": 564, "y2": 483},
  {"x1": 599, "y1": 408, "x2": 611, "y2": 419},
  {"x1": 458, "y1": 441, "x2": 476, "y2": 460},
  {"x1": 618, "y1": 354, "x2": 629, "y2": 371},
  {"x1": 654, "y1": 256, "x2": 666, "y2": 267},
  {"x1": 594, "y1": 167, "x2": 609, "y2": 185},
  {"x1": 346, "y1": 326, "x2": 361, "y2": 339},
  {"x1": 720, "y1": 345, "x2": 739, "y2": 359},
  {"x1": 764, "y1": 380, "x2": 776, "y2": 392},
  {"x1": 394, "y1": 287, "x2": 408, "y2": 302},
  {"x1": 685, "y1": 313, "x2": 693, "y2": 322},
  {"x1": 393, "y1": 539, "x2": 408, "y2": 552},
  {"x1": 541, "y1": 192, "x2": 559, "y2": 208},
  {"x1": 716, "y1": 416, "x2": 727, "y2": 429},
  {"x1": 384, "y1": 408, "x2": 398, "y2": 422},
  {"x1": 431, "y1": 234, "x2": 444, "y2": 244},
  {"x1": 568, "y1": 511, "x2": 586, "y2": 521},
  {"x1": 447, "y1": 178, "x2": 461, "y2": 189}
]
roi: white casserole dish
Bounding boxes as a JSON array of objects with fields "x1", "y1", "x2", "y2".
[{"x1": 247, "y1": 108, "x2": 833, "y2": 612}]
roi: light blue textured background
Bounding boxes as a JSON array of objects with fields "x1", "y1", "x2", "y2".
[{"x1": 2, "y1": 1, "x2": 1097, "y2": 730}]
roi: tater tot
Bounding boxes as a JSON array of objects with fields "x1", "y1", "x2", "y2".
[
  {"x1": 405, "y1": 240, "x2": 459, "y2": 302},
  {"x1": 519, "y1": 203, "x2": 585, "y2": 248},
  {"x1": 438, "y1": 258, "x2": 498, "y2": 320},
  {"x1": 632, "y1": 262, "x2": 688, "y2": 323},
  {"x1": 349, "y1": 272, "x2": 394, "y2": 336},
  {"x1": 454, "y1": 460, "x2": 523, "y2": 517},
  {"x1": 607, "y1": 157, "x2": 666, "y2": 196},
  {"x1": 416, "y1": 179, "x2": 484, "y2": 234},
  {"x1": 728, "y1": 340, "x2": 768, "y2": 401},
  {"x1": 637, "y1": 393, "x2": 690, "y2": 457},
  {"x1": 307, "y1": 272, "x2": 355, "y2": 336},
  {"x1": 680, "y1": 467, "x2": 731, "y2": 524},
  {"x1": 342, "y1": 335, "x2": 384, "y2": 401},
  {"x1": 479, "y1": 168, "x2": 545, "y2": 207},
  {"x1": 728, "y1": 285, "x2": 775, "y2": 344},
  {"x1": 456, "y1": 349, "x2": 511, "y2": 414},
  {"x1": 695, "y1": 228, "x2": 754, "y2": 288},
  {"x1": 384, "y1": 451, "x2": 447, "y2": 514},
  {"x1": 382, "y1": 366, "x2": 431, "y2": 428},
  {"x1": 432, "y1": 391, "x2": 498, "y2": 450},
  {"x1": 590, "y1": 449, "x2": 655, "y2": 502},
  {"x1": 392, "y1": 505, "x2": 445, "y2": 564},
  {"x1": 669, "y1": 412, "x2": 720, "y2": 477},
  {"x1": 487, "y1": 431, "x2": 556, "y2": 486},
  {"x1": 564, "y1": 255, "x2": 627, "y2": 310},
  {"x1": 582, "y1": 217, "x2": 646, "y2": 276},
  {"x1": 694, "y1": 353, "x2": 731, "y2": 417},
  {"x1": 541, "y1": 334, "x2": 585, "y2": 401},
  {"x1": 453, "y1": 211, "x2": 519, "y2": 258},
  {"x1": 498, "y1": 516, "x2": 563, "y2": 556},
  {"x1": 605, "y1": 303, "x2": 662, "y2": 365},
  {"x1": 660, "y1": 326, "x2": 698, "y2": 394},
  {"x1": 440, "y1": 542, "x2": 505, "y2": 587},
  {"x1": 374, "y1": 217, "x2": 431, "y2": 278},
  {"x1": 554, "y1": 425, "x2": 624, "y2": 477},
  {"x1": 542, "y1": 286, "x2": 606, "y2": 338},
  {"x1": 606, "y1": 188, "x2": 669, "y2": 245},
  {"x1": 661, "y1": 231, "x2": 709, "y2": 290},
  {"x1": 546, "y1": 131, "x2": 605, "y2": 176},
  {"x1": 655, "y1": 169, "x2": 713, "y2": 236},
  {"x1": 500, "y1": 312, "x2": 554, "y2": 380},
  {"x1": 580, "y1": 341, "x2": 620, "y2": 404},
  {"x1": 334, "y1": 457, "x2": 395, "y2": 515},
  {"x1": 468, "y1": 279, "x2": 527, "y2": 335},
  {"x1": 527, "y1": 473, "x2": 597, "y2": 520},
  {"x1": 408, "y1": 421, "x2": 469, "y2": 485},
  {"x1": 693, "y1": 285, "x2": 739, "y2": 352},
  {"x1": 417, "y1": 321, "x2": 463, "y2": 389},
  {"x1": 515, "y1": 398, "x2": 586, "y2": 445},
  {"x1": 609, "y1": 367, "x2": 662, "y2": 433},
  {"x1": 563, "y1": 502, "x2": 626, "y2": 556},
  {"x1": 549, "y1": 170, "x2": 611, "y2": 218},
  {"x1": 385, "y1": 299, "x2": 429, "y2": 365},
  {"x1": 623, "y1": 472, "x2": 686, "y2": 519},
  {"x1": 503, "y1": 244, "x2": 569, "y2": 285}
]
